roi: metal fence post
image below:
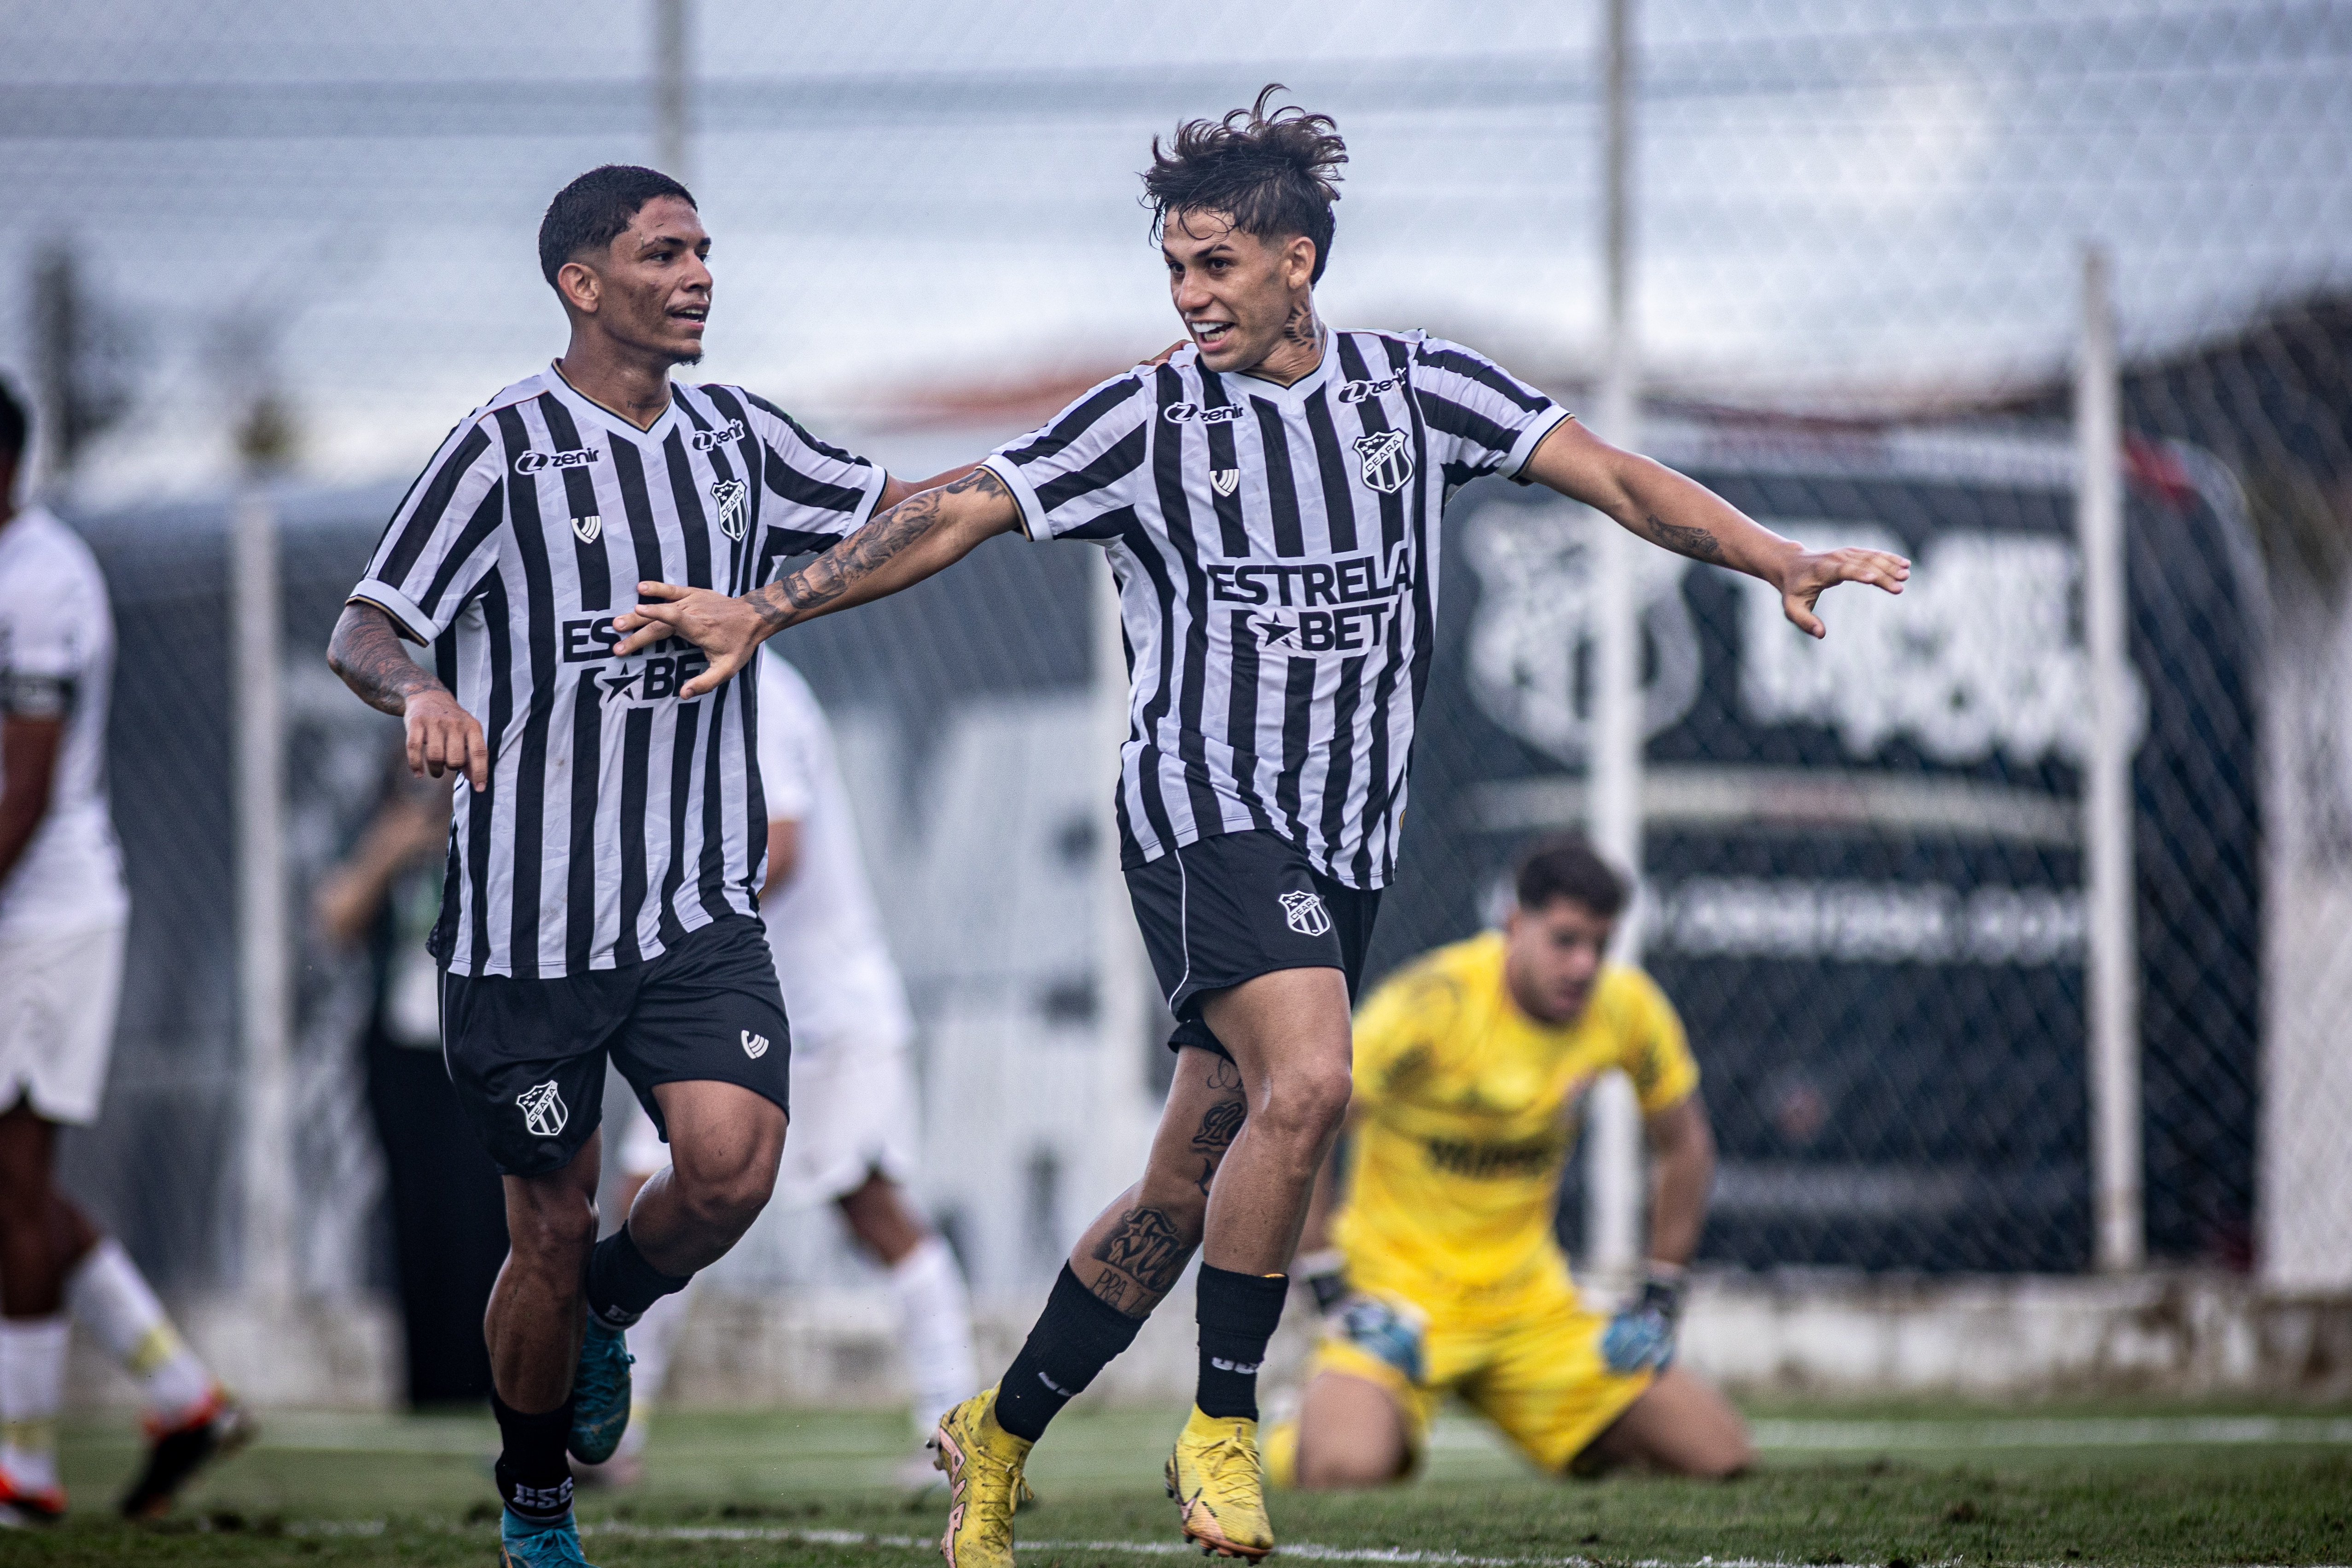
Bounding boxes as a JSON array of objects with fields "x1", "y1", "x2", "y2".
[
  {"x1": 232, "y1": 487, "x2": 293, "y2": 1305},
  {"x1": 1584, "y1": 0, "x2": 1646, "y2": 1284},
  {"x1": 652, "y1": 0, "x2": 690, "y2": 184},
  {"x1": 2078, "y1": 244, "x2": 2144, "y2": 1273}
]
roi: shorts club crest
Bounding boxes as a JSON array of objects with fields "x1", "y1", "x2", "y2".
[
  {"x1": 1279, "y1": 890, "x2": 1333, "y2": 936},
  {"x1": 517, "y1": 1080, "x2": 568, "y2": 1138}
]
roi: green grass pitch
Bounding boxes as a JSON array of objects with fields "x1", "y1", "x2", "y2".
[{"x1": 10, "y1": 1397, "x2": 2350, "y2": 1565}]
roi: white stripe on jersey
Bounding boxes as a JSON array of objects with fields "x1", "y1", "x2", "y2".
[
  {"x1": 982, "y1": 330, "x2": 1567, "y2": 891},
  {"x1": 351, "y1": 366, "x2": 885, "y2": 979}
]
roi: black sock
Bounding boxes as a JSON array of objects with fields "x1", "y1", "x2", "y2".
[
  {"x1": 1195, "y1": 1265, "x2": 1288, "y2": 1420},
  {"x1": 492, "y1": 1392, "x2": 576, "y2": 1524},
  {"x1": 992, "y1": 1265, "x2": 1147, "y2": 1442},
  {"x1": 583, "y1": 1224, "x2": 690, "y2": 1331}
]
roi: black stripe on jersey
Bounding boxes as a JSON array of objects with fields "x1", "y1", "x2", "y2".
[
  {"x1": 536, "y1": 393, "x2": 611, "y2": 611},
  {"x1": 1419, "y1": 392, "x2": 1521, "y2": 475},
  {"x1": 1198, "y1": 371, "x2": 1250, "y2": 557},
  {"x1": 661, "y1": 429, "x2": 716, "y2": 589},
  {"x1": 1039, "y1": 422, "x2": 1147, "y2": 514},
  {"x1": 738, "y1": 666, "x2": 766, "y2": 898},
  {"x1": 564, "y1": 674, "x2": 603, "y2": 973},
  {"x1": 1337, "y1": 337, "x2": 1410, "y2": 555},
  {"x1": 758, "y1": 439, "x2": 867, "y2": 514},
  {"x1": 610, "y1": 439, "x2": 669, "y2": 592},
  {"x1": 494, "y1": 404, "x2": 561, "y2": 981},
  {"x1": 677, "y1": 397, "x2": 750, "y2": 596},
  {"x1": 1250, "y1": 398, "x2": 1306, "y2": 558},
  {"x1": 1149, "y1": 365, "x2": 1226, "y2": 834},
  {"x1": 1336, "y1": 336, "x2": 1407, "y2": 883},
  {"x1": 700, "y1": 387, "x2": 768, "y2": 595},
  {"x1": 1386, "y1": 334, "x2": 1443, "y2": 857},
  {"x1": 1415, "y1": 344, "x2": 1552, "y2": 414},
  {"x1": 744, "y1": 391, "x2": 860, "y2": 466},
  {"x1": 1317, "y1": 653, "x2": 1367, "y2": 866},
  {"x1": 431, "y1": 628, "x2": 463, "y2": 962},
  {"x1": 694, "y1": 681, "x2": 734, "y2": 919},
  {"x1": 470, "y1": 573, "x2": 514, "y2": 971},
  {"x1": 417, "y1": 484, "x2": 505, "y2": 624},
  {"x1": 1302, "y1": 389, "x2": 1360, "y2": 554},
  {"x1": 376, "y1": 425, "x2": 492, "y2": 587},
  {"x1": 1119, "y1": 519, "x2": 1186, "y2": 859},
  {"x1": 658, "y1": 701, "x2": 700, "y2": 949},
  {"x1": 1222, "y1": 618, "x2": 1276, "y2": 834},
  {"x1": 1006, "y1": 378, "x2": 1143, "y2": 467},
  {"x1": 616, "y1": 705, "x2": 654, "y2": 967},
  {"x1": 1272, "y1": 656, "x2": 1316, "y2": 846}
]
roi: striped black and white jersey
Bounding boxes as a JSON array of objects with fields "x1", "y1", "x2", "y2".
[
  {"x1": 350, "y1": 365, "x2": 885, "y2": 979},
  {"x1": 983, "y1": 330, "x2": 1568, "y2": 890}
]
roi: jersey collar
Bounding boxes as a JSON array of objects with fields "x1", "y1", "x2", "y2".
[
  {"x1": 543, "y1": 361, "x2": 684, "y2": 443},
  {"x1": 1183, "y1": 331, "x2": 1338, "y2": 406}
]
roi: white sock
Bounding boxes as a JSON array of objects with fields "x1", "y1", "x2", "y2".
[
  {"x1": 890, "y1": 1235, "x2": 977, "y2": 1441},
  {"x1": 0, "y1": 1316, "x2": 69, "y2": 1493},
  {"x1": 623, "y1": 1280, "x2": 695, "y2": 1430},
  {"x1": 64, "y1": 1239, "x2": 214, "y2": 1426}
]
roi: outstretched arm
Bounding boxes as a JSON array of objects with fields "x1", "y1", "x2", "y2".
[
  {"x1": 1520, "y1": 418, "x2": 1909, "y2": 638},
  {"x1": 1643, "y1": 1094, "x2": 1716, "y2": 1268},
  {"x1": 612, "y1": 465, "x2": 1021, "y2": 699},
  {"x1": 326, "y1": 602, "x2": 490, "y2": 790}
]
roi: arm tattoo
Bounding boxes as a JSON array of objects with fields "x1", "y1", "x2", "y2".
[
  {"x1": 329, "y1": 604, "x2": 448, "y2": 717},
  {"x1": 747, "y1": 466, "x2": 1010, "y2": 632},
  {"x1": 1644, "y1": 513, "x2": 1723, "y2": 563},
  {"x1": 1089, "y1": 1205, "x2": 1191, "y2": 1295}
]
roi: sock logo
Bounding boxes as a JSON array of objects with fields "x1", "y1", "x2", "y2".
[
  {"x1": 516, "y1": 1080, "x2": 568, "y2": 1138},
  {"x1": 1209, "y1": 1356, "x2": 1262, "y2": 1375},
  {"x1": 1036, "y1": 1370, "x2": 1074, "y2": 1397},
  {"x1": 741, "y1": 1030, "x2": 770, "y2": 1060},
  {"x1": 508, "y1": 1477, "x2": 573, "y2": 1514}
]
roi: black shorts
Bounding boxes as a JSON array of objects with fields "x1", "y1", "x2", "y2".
[
  {"x1": 1125, "y1": 830, "x2": 1382, "y2": 1061},
  {"x1": 438, "y1": 915, "x2": 792, "y2": 1177}
]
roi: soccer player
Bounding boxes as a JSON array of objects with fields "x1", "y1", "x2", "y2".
[
  {"x1": 613, "y1": 90, "x2": 1905, "y2": 1566},
  {"x1": 585, "y1": 648, "x2": 975, "y2": 1489},
  {"x1": 0, "y1": 379, "x2": 250, "y2": 1524},
  {"x1": 1269, "y1": 836, "x2": 1751, "y2": 1489},
  {"x1": 324, "y1": 166, "x2": 975, "y2": 1568}
]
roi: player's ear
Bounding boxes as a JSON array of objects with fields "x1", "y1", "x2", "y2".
[
  {"x1": 1285, "y1": 234, "x2": 1317, "y2": 291},
  {"x1": 556, "y1": 259, "x2": 600, "y2": 315}
]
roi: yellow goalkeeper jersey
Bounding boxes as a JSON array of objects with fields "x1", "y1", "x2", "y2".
[{"x1": 1333, "y1": 931, "x2": 1699, "y2": 1302}]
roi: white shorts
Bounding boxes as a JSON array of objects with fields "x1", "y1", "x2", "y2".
[
  {"x1": 0, "y1": 920, "x2": 128, "y2": 1126},
  {"x1": 617, "y1": 1039, "x2": 919, "y2": 1209}
]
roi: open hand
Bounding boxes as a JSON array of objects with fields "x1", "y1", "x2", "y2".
[
  {"x1": 1779, "y1": 545, "x2": 1910, "y2": 639},
  {"x1": 405, "y1": 688, "x2": 489, "y2": 791},
  {"x1": 612, "y1": 581, "x2": 767, "y2": 699}
]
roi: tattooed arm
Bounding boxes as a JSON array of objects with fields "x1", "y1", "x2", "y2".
[
  {"x1": 326, "y1": 601, "x2": 490, "y2": 789},
  {"x1": 1519, "y1": 417, "x2": 1910, "y2": 638},
  {"x1": 612, "y1": 466, "x2": 1021, "y2": 699}
]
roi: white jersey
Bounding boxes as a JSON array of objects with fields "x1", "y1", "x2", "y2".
[
  {"x1": 0, "y1": 507, "x2": 127, "y2": 939},
  {"x1": 984, "y1": 331, "x2": 1567, "y2": 890},
  {"x1": 755, "y1": 654, "x2": 912, "y2": 1054}
]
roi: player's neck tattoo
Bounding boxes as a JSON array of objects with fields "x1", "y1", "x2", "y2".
[{"x1": 1241, "y1": 299, "x2": 1324, "y2": 387}]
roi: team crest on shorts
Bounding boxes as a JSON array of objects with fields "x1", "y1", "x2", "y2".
[
  {"x1": 741, "y1": 1030, "x2": 770, "y2": 1060},
  {"x1": 1353, "y1": 430, "x2": 1413, "y2": 494},
  {"x1": 1279, "y1": 889, "x2": 1334, "y2": 937},
  {"x1": 517, "y1": 1081, "x2": 568, "y2": 1138},
  {"x1": 710, "y1": 478, "x2": 749, "y2": 541}
]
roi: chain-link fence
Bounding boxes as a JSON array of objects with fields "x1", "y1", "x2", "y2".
[{"x1": 7, "y1": 0, "x2": 2352, "y2": 1390}]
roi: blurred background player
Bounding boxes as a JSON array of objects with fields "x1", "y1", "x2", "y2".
[
  {"x1": 582, "y1": 647, "x2": 975, "y2": 1489},
  {"x1": 1270, "y1": 835, "x2": 1751, "y2": 1488},
  {"x1": 0, "y1": 379, "x2": 249, "y2": 1524},
  {"x1": 313, "y1": 760, "x2": 508, "y2": 1409}
]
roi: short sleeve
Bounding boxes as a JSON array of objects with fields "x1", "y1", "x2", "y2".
[
  {"x1": 739, "y1": 391, "x2": 886, "y2": 560},
  {"x1": 755, "y1": 656, "x2": 818, "y2": 823},
  {"x1": 350, "y1": 420, "x2": 508, "y2": 643},
  {"x1": 1409, "y1": 337, "x2": 1571, "y2": 486},
  {"x1": 0, "y1": 546, "x2": 101, "y2": 718},
  {"x1": 1350, "y1": 955, "x2": 1463, "y2": 1110},
  {"x1": 1608, "y1": 966, "x2": 1700, "y2": 1115},
  {"x1": 981, "y1": 374, "x2": 1154, "y2": 543}
]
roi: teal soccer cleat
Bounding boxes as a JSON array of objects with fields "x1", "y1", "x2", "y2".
[
  {"x1": 498, "y1": 1509, "x2": 598, "y2": 1567},
  {"x1": 565, "y1": 1320, "x2": 634, "y2": 1465}
]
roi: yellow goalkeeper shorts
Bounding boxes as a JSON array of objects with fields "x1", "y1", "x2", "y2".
[{"x1": 1304, "y1": 1267, "x2": 1653, "y2": 1475}]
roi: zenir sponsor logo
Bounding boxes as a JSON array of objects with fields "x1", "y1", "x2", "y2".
[
  {"x1": 1279, "y1": 889, "x2": 1333, "y2": 937},
  {"x1": 692, "y1": 418, "x2": 748, "y2": 451},
  {"x1": 515, "y1": 448, "x2": 601, "y2": 476},
  {"x1": 1163, "y1": 402, "x2": 1245, "y2": 425},
  {"x1": 711, "y1": 478, "x2": 749, "y2": 541},
  {"x1": 741, "y1": 1030, "x2": 770, "y2": 1060},
  {"x1": 1337, "y1": 374, "x2": 1403, "y2": 404},
  {"x1": 1354, "y1": 429, "x2": 1414, "y2": 493},
  {"x1": 517, "y1": 1081, "x2": 568, "y2": 1138}
]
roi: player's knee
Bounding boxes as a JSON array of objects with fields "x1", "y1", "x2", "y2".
[
  {"x1": 670, "y1": 1150, "x2": 778, "y2": 1236},
  {"x1": 1260, "y1": 1059, "x2": 1351, "y2": 1151},
  {"x1": 508, "y1": 1187, "x2": 598, "y2": 1261},
  {"x1": 1688, "y1": 1428, "x2": 1756, "y2": 1479}
]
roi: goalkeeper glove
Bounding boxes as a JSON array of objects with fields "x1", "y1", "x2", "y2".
[
  {"x1": 1599, "y1": 1263, "x2": 1686, "y2": 1375},
  {"x1": 1298, "y1": 1249, "x2": 1426, "y2": 1385}
]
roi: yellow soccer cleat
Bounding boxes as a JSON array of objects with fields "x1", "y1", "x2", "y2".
[
  {"x1": 931, "y1": 1389, "x2": 1033, "y2": 1568},
  {"x1": 1164, "y1": 1405, "x2": 1273, "y2": 1561}
]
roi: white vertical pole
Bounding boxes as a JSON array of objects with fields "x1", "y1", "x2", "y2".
[
  {"x1": 1584, "y1": 0, "x2": 1646, "y2": 1286},
  {"x1": 653, "y1": 0, "x2": 691, "y2": 184},
  {"x1": 1093, "y1": 562, "x2": 1156, "y2": 1206},
  {"x1": 2078, "y1": 245, "x2": 2143, "y2": 1273},
  {"x1": 233, "y1": 488, "x2": 293, "y2": 1304}
]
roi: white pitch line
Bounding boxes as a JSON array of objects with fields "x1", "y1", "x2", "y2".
[{"x1": 1747, "y1": 1416, "x2": 2352, "y2": 1450}]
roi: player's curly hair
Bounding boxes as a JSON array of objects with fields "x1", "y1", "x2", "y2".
[
  {"x1": 539, "y1": 164, "x2": 696, "y2": 290},
  {"x1": 1142, "y1": 84, "x2": 1347, "y2": 284}
]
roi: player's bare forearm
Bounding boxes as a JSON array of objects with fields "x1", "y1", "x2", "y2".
[
  {"x1": 613, "y1": 466, "x2": 1019, "y2": 699},
  {"x1": 328, "y1": 602, "x2": 446, "y2": 717},
  {"x1": 1522, "y1": 418, "x2": 1909, "y2": 638},
  {"x1": 1643, "y1": 1096, "x2": 1716, "y2": 1268},
  {"x1": 874, "y1": 460, "x2": 984, "y2": 513},
  {"x1": 0, "y1": 716, "x2": 63, "y2": 889}
]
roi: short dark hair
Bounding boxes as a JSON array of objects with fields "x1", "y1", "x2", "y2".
[
  {"x1": 0, "y1": 378, "x2": 24, "y2": 467},
  {"x1": 1142, "y1": 84, "x2": 1346, "y2": 285},
  {"x1": 1514, "y1": 835, "x2": 1630, "y2": 920},
  {"x1": 538, "y1": 165, "x2": 696, "y2": 290}
]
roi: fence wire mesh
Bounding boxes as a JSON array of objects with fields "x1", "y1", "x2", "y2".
[{"x1": 6, "y1": 0, "x2": 2349, "y2": 1340}]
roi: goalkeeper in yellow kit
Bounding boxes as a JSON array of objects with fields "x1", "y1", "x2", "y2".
[{"x1": 1270, "y1": 836, "x2": 1752, "y2": 1486}]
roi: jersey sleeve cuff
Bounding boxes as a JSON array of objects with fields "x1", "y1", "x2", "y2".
[
  {"x1": 847, "y1": 461, "x2": 888, "y2": 532},
  {"x1": 981, "y1": 454, "x2": 1052, "y2": 542},
  {"x1": 1500, "y1": 405, "x2": 1573, "y2": 484},
  {"x1": 348, "y1": 582, "x2": 438, "y2": 644}
]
